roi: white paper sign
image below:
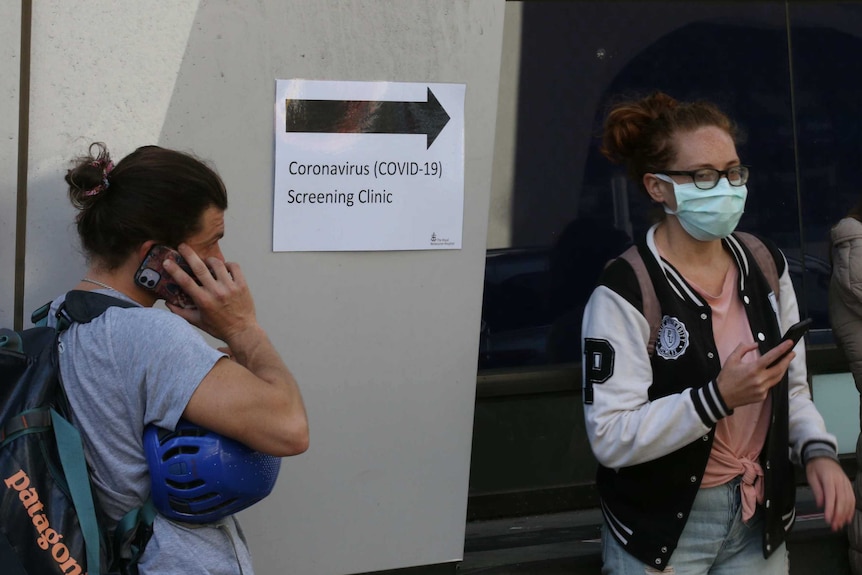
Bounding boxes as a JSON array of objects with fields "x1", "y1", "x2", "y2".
[{"x1": 273, "y1": 80, "x2": 465, "y2": 251}]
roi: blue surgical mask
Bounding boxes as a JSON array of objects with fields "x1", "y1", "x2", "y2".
[{"x1": 656, "y1": 174, "x2": 748, "y2": 241}]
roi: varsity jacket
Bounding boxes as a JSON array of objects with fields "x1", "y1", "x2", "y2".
[{"x1": 581, "y1": 225, "x2": 838, "y2": 571}]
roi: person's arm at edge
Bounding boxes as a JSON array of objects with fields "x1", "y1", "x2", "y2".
[{"x1": 775, "y1": 250, "x2": 855, "y2": 530}]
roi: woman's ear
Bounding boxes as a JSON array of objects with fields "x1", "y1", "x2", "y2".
[{"x1": 643, "y1": 173, "x2": 670, "y2": 204}]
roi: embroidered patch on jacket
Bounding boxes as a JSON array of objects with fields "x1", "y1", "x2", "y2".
[
  {"x1": 655, "y1": 316, "x2": 689, "y2": 360},
  {"x1": 583, "y1": 338, "x2": 614, "y2": 404}
]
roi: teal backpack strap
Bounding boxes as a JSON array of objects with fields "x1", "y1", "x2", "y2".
[
  {"x1": 113, "y1": 498, "x2": 156, "y2": 569},
  {"x1": 51, "y1": 409, "x2": 103, "y2": 575},
  {"x1": 30, "y1": 301, "x2": 52, "y2": 327}
]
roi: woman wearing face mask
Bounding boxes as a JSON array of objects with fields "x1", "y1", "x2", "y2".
[{"x1": 581, "y1": 92, "x2": 854, "y2": 574}]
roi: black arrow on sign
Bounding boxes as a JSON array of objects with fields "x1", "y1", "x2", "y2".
[{"x1": 285, "y1": 87, "x2": 451, "y2": 149}]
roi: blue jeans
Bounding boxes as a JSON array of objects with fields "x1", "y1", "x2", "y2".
[{"x1": 601, "y1": 477, "x2": 789, "y2": 574}]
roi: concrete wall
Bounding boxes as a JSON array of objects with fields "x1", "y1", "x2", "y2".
[
  {"x1": 10, "y1": 1, "x2": 506, "y2": 574},
  {"x1": 0, "y1": 2, "x2": 20, "y2": 327},
  {"x1": 487, "y1": 2, "x2": 521, "y2": 250}
]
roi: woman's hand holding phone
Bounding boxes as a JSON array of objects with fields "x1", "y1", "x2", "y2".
[
  {"x1": 162, "y1": 244, "x2": 258, "y2": 344},
  {"x1": 716, "y1": 340, "x2": 795, "y2": 410},
  {"x1": 716, "y1": 319, "x2": 811, "y2": 410}
]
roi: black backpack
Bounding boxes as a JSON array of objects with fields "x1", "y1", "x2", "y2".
[{"x1": 0, "y1": 290, "x2": 155, "y2": 575}]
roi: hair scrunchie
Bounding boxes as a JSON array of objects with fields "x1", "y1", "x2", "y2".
[{"x1": 83, "y1": 158, "x2": 114, "y2": 197}]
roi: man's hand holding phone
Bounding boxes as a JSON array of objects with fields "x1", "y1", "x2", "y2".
[
  {"x1": 134, "y1": 245, "x2": 198, "y2": 308},
  {"x1": 162, "y1": 244, "x2": 258, "y2": 344}
]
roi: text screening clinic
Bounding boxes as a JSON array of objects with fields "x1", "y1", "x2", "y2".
[{"x1": 285, "y1": 189, "x2": 393, "y2": 207}]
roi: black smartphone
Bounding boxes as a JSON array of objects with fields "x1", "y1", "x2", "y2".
[
  {"x1": 133, "y1": 245, "x2": 197, "y2": 308},
  {"x1": 767, "y1": 318, "x2": 813, "y2": 368}
]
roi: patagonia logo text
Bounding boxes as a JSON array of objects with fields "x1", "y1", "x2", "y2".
[{"x1": 4, "y1": 469, "x2": 86, "y2": 575}]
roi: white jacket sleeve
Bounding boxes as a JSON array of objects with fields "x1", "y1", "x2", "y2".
[
  {"x1": 776, "y1": 254, "x2": 838, "y2": 464},
  {"x1": 582, "y1": 285, "x2": 717, "y2": 470}
]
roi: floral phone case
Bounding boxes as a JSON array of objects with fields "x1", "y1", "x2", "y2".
[{"x1": 133, "y1": 245, "x2": 196, "y2": 308}]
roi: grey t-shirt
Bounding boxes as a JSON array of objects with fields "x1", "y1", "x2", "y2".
[{"x1": 51, "y1": 290, "x2": 254, "y2": 574}]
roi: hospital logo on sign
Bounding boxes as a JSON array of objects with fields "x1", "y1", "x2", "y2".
[
  {"x1": 656, "y1": 315, "x2": 689, "y2": 360},
  {"x1": 430, "y1": 232, "x2": 454, "y2": 246}
]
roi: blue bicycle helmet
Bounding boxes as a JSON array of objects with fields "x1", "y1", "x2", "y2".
[{"x1": 143, "y1": 420, "x2": 281, "y2": 524}]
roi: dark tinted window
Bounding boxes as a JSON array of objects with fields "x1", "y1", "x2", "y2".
[
  {"x1": 481, "y1": 1, "x2": 860, "y2": 371},
  {"x1": 790, "y1": 4, "x2": 862, "y2": 338}
]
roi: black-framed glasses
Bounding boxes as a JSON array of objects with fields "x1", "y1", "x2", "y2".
[{"x1": 658, "y1": 166, "x2": 749, "y2": 190}]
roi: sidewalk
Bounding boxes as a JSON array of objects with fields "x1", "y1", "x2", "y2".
[
  {"x1": 461, "y1": 508, "x2": 602, "y2": 574},
  {"x1": 460, "y1": 486, "x2": 850, "y2": 575}
]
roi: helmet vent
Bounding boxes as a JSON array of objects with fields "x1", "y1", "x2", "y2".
[
  {"x1": 158, "y1": 426, "x2": 208, "y2": 445},
  {"x1": 166, "y1": 478, "x2": 206, "y2": 490},
  {"x1": 168, "y1": 495, "x2": 240, "y2": 516},
  {"x1": 175, "y1": 427, "x2": 208, "y2": 437},
  {"x1": 162, "y1": 445, "x2": 200, "y2": 460}
]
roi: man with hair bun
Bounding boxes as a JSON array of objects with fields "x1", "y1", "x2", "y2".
[
  {"x1": 582, "y1": 92, "x2": 853, "y2": 573},
  {"x1": 54, "y1": 142, "x2": 308, "y2": 574}
]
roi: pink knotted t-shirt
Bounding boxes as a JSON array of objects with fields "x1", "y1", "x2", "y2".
[{"x1": 685, "y1": 262, "x2": 771, "y2": 522}]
